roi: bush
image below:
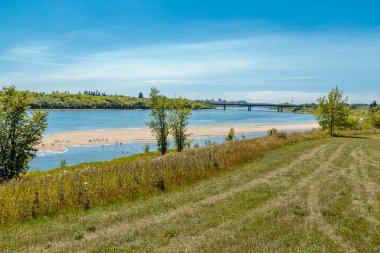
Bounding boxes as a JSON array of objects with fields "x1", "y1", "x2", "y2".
[
  {"x1": 369, "y1": 109, "x2": 380, "y2": 129},
  {"x1": 60, "y1": 160, "x2": 67, "y2": 168},
  {"x1": 143, "y1": 144, "x2": 150, "y2": 153},
  {"x1": 225, "y1": 128, "x2": 235, "y2": 142},
  {"x1": 267, "y1": 128, "x2": 287, "y2": 139},
  {"x1": 276, "y1": 131, "x2": 288, "y2": 139},
  {"x1": 267, "y1": 128, "x2": 278, "y2": 136}
]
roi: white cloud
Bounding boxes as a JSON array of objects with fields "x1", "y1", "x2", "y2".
[
  {"x1": 1, "y1": 30, "x2": 380, "y2": 102},
  {"x1": 223, "y1": 91, "x2": 380, "y2": 104}
]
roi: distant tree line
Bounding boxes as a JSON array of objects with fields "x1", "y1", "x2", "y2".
[
  {"x1": 83, "y1": 90, "x2": 107, "y2": 96},
  {"x1": 25, "y1": 91, "x2": 214, "y2": 110}
]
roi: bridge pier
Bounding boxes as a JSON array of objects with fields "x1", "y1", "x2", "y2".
[
  {"x1": 223, "y1": 105, "x2": 226, "y2": 110},
  {"x1": 277, "y1": 107, "x2": 283, "y2": 112},
  {"x1": 248, "y1": 106, "x2": 252, "y2": 111}
]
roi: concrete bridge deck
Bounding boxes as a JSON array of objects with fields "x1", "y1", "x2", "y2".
[{"x1": 209, "y1": 102, "x2": 316, "y2": 112}]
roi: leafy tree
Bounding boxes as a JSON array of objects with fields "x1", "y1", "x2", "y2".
[
  {"x1": 225, "y1": 127, "x2": 235, "y2": 142},
  {"x1": 368, "y1": 106, "x2": 380, "y2": 128},
  {"x1": 169, "y1": 98, "x2": 193, "y2": 152},
  {"x1": 316, "y1": 87, "x2": 350, "y2": 135},
  {"x1": 147, "y1": 88, "x2": 169, "y2": 155},
  {"x1": 0, "y1": 86, "x2": 48, "y2": 182},
  {"x1": 369, "y1": 100, "x2": 377, "y2": 109},
  {"x1": 138, "y1": 92, "x2": 144, "y2": 99}
]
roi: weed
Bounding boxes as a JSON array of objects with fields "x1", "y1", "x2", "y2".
[
  {"x1": 143, "y1": 144, "x2": 150, "y2": 153},
  {"x1": 164, "y1": 228, "x2": 177, "y2": 238},
  {"x1": 87, "y1": 224, "x2": 96, "y2": 232},
  {"x1": 74, "y1": 231, "x2": 84, "y2": 240},
  {"x1": 293, "y1": 205, "x2": 309, "y2": 217}
]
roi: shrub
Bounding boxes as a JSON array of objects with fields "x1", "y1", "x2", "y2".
[
  {"x1": 276, "y1": 131, "x2": 288, "y2": 139},
  {"x1": 267, "y1": 128, "x2": 287, "y2": 139},
  {"x1": 267, "y1": 128, "x2": 278, "y2": 136},
  {"x1": 225, "y1": 127, "x2": 235, "y2": 142},
  {"x1": 143, "y1": 144, "x2": 150, "y2": 153},
  {"x1": 60, "y1": 160, "x2": 67, "y2": 168},
  {"x1": 368, "y1": 109, "x2": 380, "y2": 129}
]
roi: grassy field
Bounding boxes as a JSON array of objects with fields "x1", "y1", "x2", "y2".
[{"x1": 1, "y1": 134, "x2": 380, "y2": 252}]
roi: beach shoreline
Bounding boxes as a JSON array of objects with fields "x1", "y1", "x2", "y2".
[{"x1": 37, "y1": 122, "x2": 319, "y2": 152}]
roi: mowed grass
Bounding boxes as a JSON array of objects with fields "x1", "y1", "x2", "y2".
[{"x1": 1, "y1": 134, "x2": 380, "y2": 252}]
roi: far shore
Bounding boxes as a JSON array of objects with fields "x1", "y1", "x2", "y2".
[{"x1": 37, "y1": 122, "x2": 319, "y2": 152}]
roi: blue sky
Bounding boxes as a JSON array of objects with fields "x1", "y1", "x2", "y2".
[{"x1": 0, "y1": 0, "x2": 380, "y2": 103}]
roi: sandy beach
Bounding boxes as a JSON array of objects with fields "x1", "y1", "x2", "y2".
[{"x1": 37, "y1": 122, "x2": 319, "y2": 152}]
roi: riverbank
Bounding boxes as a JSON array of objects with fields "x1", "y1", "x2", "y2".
[
  {"x1": 37, "y1": 122, "x2": 319, "y2": 152},
  {"x1": 3, "y1": 133, "x2": 380, "y2": 252}
]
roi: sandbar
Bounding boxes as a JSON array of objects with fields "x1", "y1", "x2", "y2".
[{"x1": 37, "y1": 122, "x2": 319, "y2": 152}]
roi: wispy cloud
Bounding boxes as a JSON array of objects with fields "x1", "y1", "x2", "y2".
[
  {"x1": 140, "y1": 79, "x2": 183, "y2": 84},
  {"x1": 223, "y1": 91, "x2": 380, "y2": 104},
  {"x1": 0, "y1": 30, "x2": 380, "y2": 103}
]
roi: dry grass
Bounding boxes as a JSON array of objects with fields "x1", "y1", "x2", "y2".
[
  {"x1": 0, "y1": 132, "x2": 379, "y2": 252},
  {"x1": 0, "y1": 131, "x2": 324, "y2": 224}
]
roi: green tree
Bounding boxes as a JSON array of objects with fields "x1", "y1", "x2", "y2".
[
  {"x1": 0, "y1": 86, "x2": 48, "y2": 182},
  {"x1": 369, "y1": 100, "x2": 377, "y2": 109},
  {"x1": 316, "y1": 87, "x2": 350, "y2": 136},
  {"x1": 368, "y1": 106, "x2": 380, "y2": 128},
  {"x1": 147, "y1": 88, "x2": 169, "y2": 155},
  {"x1": 225, "y1": 127, "x2": 235, "y2": 142},
  {"x1": 169, "y1": 98, "x2": 193, "y2": 152}
]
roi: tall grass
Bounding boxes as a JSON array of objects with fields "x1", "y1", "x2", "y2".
[{"x1": 0, "y1": 132, "x2": 324, "y2": 224}]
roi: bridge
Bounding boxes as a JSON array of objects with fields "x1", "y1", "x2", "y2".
[{"x1": 209, "y1": 102, "x2": 316, "y2": 112}]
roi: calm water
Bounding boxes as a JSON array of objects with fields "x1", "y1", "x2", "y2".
[
  {"x1": 42, "y1": 108, "x2": 315, "y2": 134},
  {"x1": 30, "y1": 108, "x2": 316, "y2": 171}
]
